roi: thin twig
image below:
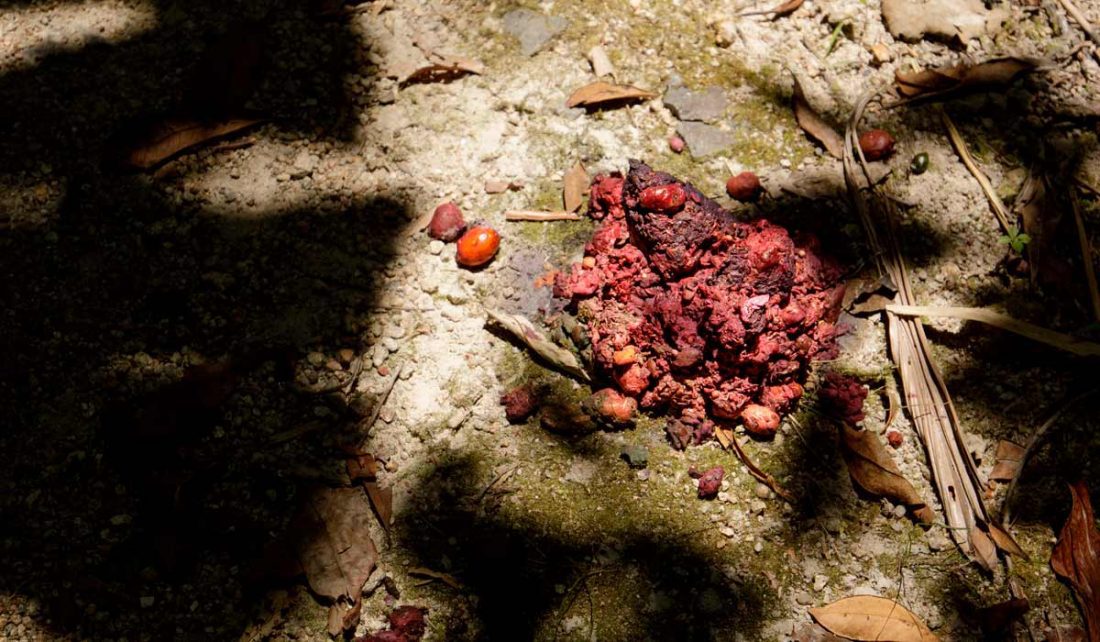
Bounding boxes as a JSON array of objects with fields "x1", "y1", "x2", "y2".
[
  {"x1": 1001, "y1": 388, "x2": 1098, "y2": 524},
  {"x1": 477, "y1": 465, "x2": 519, "y2": 504},
  {"x1": 1069, "y1": 189, "x2": 1100, "y2": 322},
  {"x1": 940, "y1": 107, "x2": 1013, "y2": 234},
  {"x1": 358, "y1": 363, "x2": 403, "y2": 448},
  {"x1": 728, "y1": 437, "x2": 794, "y2": 502},
  {"x1": 884, "y1": 304, "x2": 1100, "y2": 357},
  {"x1": 1056, "y1": 0, "x2": 1100, "y2": 46},
  {"x1": 504, "y1": 210, "x2": 581, "y2": 222}
]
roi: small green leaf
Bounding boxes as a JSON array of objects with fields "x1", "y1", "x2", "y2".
[{"x1": 1016, "y1": 233, "x2": 1031, "y2": 244}]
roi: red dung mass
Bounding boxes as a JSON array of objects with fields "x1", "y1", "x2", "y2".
[{"x1": 555, "y1": 160, "x2": 845, "y2": 443}]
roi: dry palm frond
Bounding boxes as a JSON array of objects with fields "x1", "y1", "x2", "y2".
[{"x1": 843, "y1": 91, "x2": 1009, "y2": 570}]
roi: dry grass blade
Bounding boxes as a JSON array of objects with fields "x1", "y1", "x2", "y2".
[
  {"x1": 1070, "y1": 190, "x2": 1100, "y2": 322},
  {"x1": 940, "y1": 108, "x2": 1012, "y2": 233},
  {"x1": 504, "y1": 210, "x2": 581, "y2": 221},
  {"x1": 884, "y1": 304, "x2": 1100, "y2": 357},
  {"x1": 844, "y1": 90, "x2": 1002, "y2": 569}
]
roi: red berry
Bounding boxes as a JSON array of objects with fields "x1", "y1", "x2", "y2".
[
  {"x1": 741, "y1": 404, "x2": 780, "y2": 438},
  {"x1": 668, "y1": 135, "x2": 685, "y2": 153},
  {"x1": 638, "y1": 183, "x2": 686, "y2": 212},
  {"x1": 427, "y1": 202, "x2": 466, "y2": 242},
  {"x1": 725, "y1": 171, "x2": 762, "y2": 202},
  {"x1": 697, "y1": 465, "x2": 725, "y2": 499},
  {"x1": 858, "y1": 129, "x2": 895, "y2": 161},
  {"x1": 886, "y1": 430, "x2": 903, "y2": 448},
  {"x1": 455, "y1": 225, "x2": 500, "y2": 268}
]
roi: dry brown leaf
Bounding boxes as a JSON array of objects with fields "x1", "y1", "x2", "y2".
[
  {"x1": 840, "y1": 423, "x2": 933, "y2": 523},
  {"x1": 1051, "y1": 481, "x2": 1100, "y2": 642},
  {"x1": 792, "y1": 78, "x2": 844, "y2": 159},
  {"x1": 125, "y1": 118, "x2": 263, "y2": 170},
  {"x1": 811, "y1": 595, "x2": 939, "y2": 641},
  {"x1": 990, "y1": 440, "x2": 1026, "y2": 482},
  {"x1": 715, "y1": 426, "x2": 734, "y2": 449},
  {"x1": 290, "y1": 487, "x2": 378, "y2": 602},
  {"x1": 895, "y1": 58, "x2": 1035, "y2": 99},
  {"x1": 364, "y1": 480, "x2": 393, "y2": 534},
  {"x1": 563, "y1": 161, "x2": 588, "y2": 212},
  {"x1": 566, "y1": 81, "x2": 657, "y2": 109},
  {"x1": 486, "y1": 309, "x2": 590, "y2": 381},
  {"x1": 400, "y1": 58, "x2": 484, "y2": 86},
  {"x1": 988, "y1": 521, "x2": 1028, "y2": 559},
  {"x1": 741, "y1": 0, "x2": 805, "y2": 17}
]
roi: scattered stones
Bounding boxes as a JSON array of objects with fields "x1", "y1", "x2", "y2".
[
  {"x1": 502, "y1": 9, "x2": 568, "y2": 56},
  {"x1": 675, "y1": 121, "x2": 735, "y2": 157},
  {"x1": 812, "y1": 574, "x2": 829, "y2": 592},
  {"x1": 663, "y1": 81, "x2": 729, "y2": 122},
  {"x1": 795, "y1": 591, "x2": 814, "y2": 605},
  {"x1": 754, "y1": 483, "x2": 772, "y2": 499}
]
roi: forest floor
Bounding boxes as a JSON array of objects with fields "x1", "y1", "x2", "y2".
[{"x1": 3, "y1": 0, "x2": 1100, "y2": 640}]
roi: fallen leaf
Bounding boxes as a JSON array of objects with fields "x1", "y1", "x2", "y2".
[
  {"x1": 882, "y1": 0, "x2": 1008, "y2": 43},
  {"x1": 563, "y1": 161, "x2": 588, "y2": 212},
  {"x1": 400, "y1": 58, "x2": 483, "y2": 86},
  {"x1": 1051, "y1": 481, "x2": 1100, "y2": 642},
  {"x1": 840, "y1": 423, "x2": 933, "y2": 523},
  {"x1": 989, "y1": 521, "x2": 1028, "y2": 559},
  {"x1": 484, "y1": 179, "x2": 523, "y2": 194},
  {"x1": 486, "y1": 309, "x2": 590, "y2": 381},
  {"x1": 895, "y1": 58, "x2": 1035, "y2": 99},
  {"x1": 124, "y1": 117, "x2": 263, "y2": 170},
  {"x1": 792, "y1": 77, "x2": 844, "y2": 159},
  {"x1": 364, "y1": 480, "x2": 393, "y2": 534},
  {"x1": 990, "y1": 440, "x2": 1026, "y2": 482},
  {"x1": 566, "y1": 81, "x2": 656, "y2": 109},
  {"x1": 976, "y1": 597, "x2": 1030, "y2": 636},
  {"x1": 409, "y1": 566, "x2": 464, "y2": 590},
  {"x1": 811, "y1": 595, "x2": 939, "y2": 641},
  {"x1": 290, "y1": 487, "x2": 378, "y2": 602},
  {"x1": 741, "y1": 0, "x2": 804, "y2": 17},
  {"x1": 346, "y1": 451, "x2": 379, "y2": 482}
]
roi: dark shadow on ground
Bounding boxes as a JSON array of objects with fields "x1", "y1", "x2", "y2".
[
  {"x1": 0, "y1": 1, "x2": 395, "y2": 638},
  {"x1": 394, "y1": 452, "x2": 773, "y2": 641}
]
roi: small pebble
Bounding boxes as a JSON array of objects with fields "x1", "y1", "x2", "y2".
[
  {"x1": 893, "y1": 504, "x2": 908, "y2": 519},
  {"x1": 753, "y1": 541, "x2": 763, "y2": 554},
  {"x1": 754, "y1": 483, "x2": 771, "y2": 499},
  {"x1": 429, "y1": 240, "x2": 444, "y2": 255},
  {"x1": 668, "y1": 135, "x2": 685, "y2": 153},
  {"x1": 812, "y1": 574, "x2": 828, "y2": 592}
]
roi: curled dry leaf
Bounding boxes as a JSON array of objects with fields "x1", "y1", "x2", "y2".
[
  {"x1": 563, "y1": 161, "x2": 589, "y2": 212},
  {"x1": 810, "y1": 595, "x2": 939, "y2": 642},
  {"x1": 124, "y1": 117, "x2": 263, "y2": 170},
  {"x1": 840, "y1": 423, "x2": 934, "y2": 524},
  {"x1": 364, "y1": 480, "x2": 393, "y2": 534},
  {"x1": 290, "y1": 487, "x2": 378, "y2": 602},
  {"x1": 1051, "y1": 481, "x2": 1100, "y2": 642},
  {"x1": 895, "y1": 58, "x2": 1035, "y2": 99},
  {"x1": 990, "y1": 439, "x2": 1026, "y2": 482},
  {"x1": 792, "y1": 77, "x2": 844, "y2": 159},
  {"x1": 486, "y1": 309, "x2": 590, "y2": 381},
  {"x1": 741, "y1": 0, "x2": 805, "y2": 17},
  {"x1": 400, "y1": 58, "x2": 484, "y2": 86},
  {"x1": 566, "y1": 81, "x2": 657, "y2": 109}
]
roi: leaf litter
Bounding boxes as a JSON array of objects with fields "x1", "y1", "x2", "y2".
[
  {"x1": 810, "y1": 595, "x2": 939, "y2": 641},
  {"x1": 1051, "y1": 481, "x2": 1100, "y2": 642},
  {"x1": 565, "y1": 81, "x2": 657, "y2": 109}
]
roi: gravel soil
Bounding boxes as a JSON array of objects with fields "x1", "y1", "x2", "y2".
[{"x1": 3, "y1": 0, "x2": 1100, "y2": 640}]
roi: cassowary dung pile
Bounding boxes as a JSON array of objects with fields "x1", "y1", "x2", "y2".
[{"x1": 554, "y1": 161, "x2": 845, "y2": 445}]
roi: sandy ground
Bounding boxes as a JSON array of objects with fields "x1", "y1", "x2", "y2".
[{"x1": 3, "y1": 0, "x2": 1100, "y2": 640}]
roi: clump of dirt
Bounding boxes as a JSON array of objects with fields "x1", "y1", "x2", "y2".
[{"x1": 555, "y1": 160, "x2": 844, "y2": 442}]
